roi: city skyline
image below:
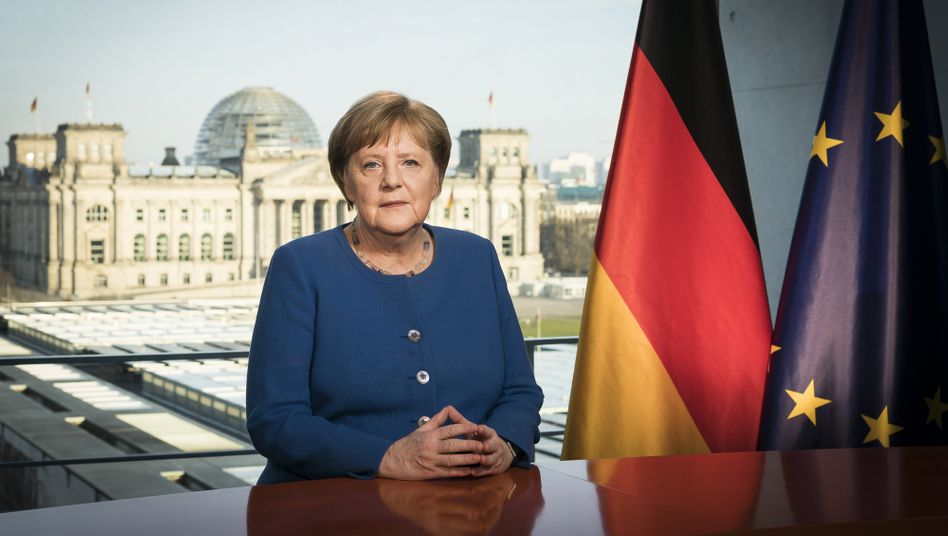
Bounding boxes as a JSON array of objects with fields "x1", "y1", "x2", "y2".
[{"x1": 1, "y1": 0, "x2": 641, "y2": 168}]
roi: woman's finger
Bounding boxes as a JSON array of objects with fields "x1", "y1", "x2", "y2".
[
  {"x1": 479, "y1": 434, "x2": 502, "y2": 454},
  {"x1": 443, "y1": 405, "x2": 475, "y2": 426},
  {"x1": 419, "y1": 406, "x2": 452, "y2": 430},
  {"x1": 439, "y1": 438, "x2": 483, "y2": 454},
  {"x1": 436, "y1": 422, "x2": 479, "y2": 439},
  {"x1": 476, "y1": 424, "x2": 497, "y2": 439},
  {"x1": 437, "y1": 452, "x2": 482, "y2": 467}
]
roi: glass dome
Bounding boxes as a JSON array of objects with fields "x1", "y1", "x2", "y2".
[{"x1": 193, "y1": 86, "x2": 322, "y2": 165}]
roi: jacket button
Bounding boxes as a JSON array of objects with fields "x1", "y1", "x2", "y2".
[
  {"x1": 416, "y1": 370, "x2": 430, "y2": 384},
  {"x1": 417, "y1": 416, "x2": 430, "y2": 427},
  {"x1": 408, "y1": 329, "x2": 421, "y2": 342}
]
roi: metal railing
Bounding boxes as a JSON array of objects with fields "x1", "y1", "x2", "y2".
[{"x1": 0, "y1": 336, "x2": 579, "y2": 469}]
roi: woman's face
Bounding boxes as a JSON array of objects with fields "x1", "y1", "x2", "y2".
[{"x1": 344, "y1": 127, "x2": 441, "y2": 238}]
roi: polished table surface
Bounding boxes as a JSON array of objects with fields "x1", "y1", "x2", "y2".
[{"x1": 3, "y1": 446, "x2": 948, "y2": 535}]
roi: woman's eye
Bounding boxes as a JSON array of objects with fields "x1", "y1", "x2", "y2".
[
  {"x1": 363, "y1": 161, "x2": 381, "y2": 170},
  {"x1": 403, "y1": 159, "x2": 419, "y2": 167}
]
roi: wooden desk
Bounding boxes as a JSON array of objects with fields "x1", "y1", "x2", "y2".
[{"x1": 3, "y1": 447, "x2": 947, "y2": 535}]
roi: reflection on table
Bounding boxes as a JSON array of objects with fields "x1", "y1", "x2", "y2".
[{"x1": 1, "y1": 447, "x2": 947, "y2": 535}]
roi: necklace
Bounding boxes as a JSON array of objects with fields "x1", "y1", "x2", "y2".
[{"x1": 350, "y1": 222, "x2": 431, "y2": 276}]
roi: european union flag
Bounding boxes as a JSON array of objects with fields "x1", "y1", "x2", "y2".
[{"x1": 759, "y1": 0, "x2": 948, "y2": 450}]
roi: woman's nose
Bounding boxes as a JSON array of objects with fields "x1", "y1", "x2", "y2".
[{"x1": 380, "y1": 165, "x2": 402, "y2": 189}]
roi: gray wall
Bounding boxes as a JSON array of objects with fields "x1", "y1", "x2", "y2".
[{"x1": 719, "y1": 0, "x2": 948, "y2": 319}]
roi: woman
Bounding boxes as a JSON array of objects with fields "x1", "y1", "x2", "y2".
[{"x1": 246, "y1": 91, "x2": 543, "y2": 483}]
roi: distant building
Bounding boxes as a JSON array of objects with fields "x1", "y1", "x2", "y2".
[
  {"x1": 547, "y1": 199, "x2": 601, "y2": 223},
  {"x1": 546, "y1": 152, "x2": 598, "y2": 187},
  {"x1": 597, "y1": 154, "x2": 611, "y2": 185},
  {"x1": 193, "y1": 86, "x2": 322, "y2": 166},
  {"x1": 0, "y1": 87, "x2": 543, "y2": 299}
]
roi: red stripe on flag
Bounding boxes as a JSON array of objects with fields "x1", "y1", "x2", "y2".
[{"x1": 596, "y1": 46, "x2": 771, "y2": 452}]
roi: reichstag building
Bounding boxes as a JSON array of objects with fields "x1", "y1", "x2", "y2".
[{"x1": 0, "y1": 87, "x2": 543, "y2": 299}]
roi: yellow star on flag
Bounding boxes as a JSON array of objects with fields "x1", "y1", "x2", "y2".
[
  {"x1": 925, "y1": 386, "x2": 948, "y2": 430},
  {"x1": 874, "y1": 101, "x2": 910, "y2": 146},
  {"x1": 810, "y1": 121, "x2": 844, "y2": 167},
  {"x1": 770, "y1": 345, "x2": 781, "y2": 355},
  {"x1": 930, "y1": 136, "x2": 945, "y2": 166},
  {"x1": 861, "y1": 406, "x2": 903, "y2": 448},
  {"x1": 785, "y1": 379, "x2": 831, "y2": 425}
]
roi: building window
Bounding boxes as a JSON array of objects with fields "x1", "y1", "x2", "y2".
[
  {"x1": 160, "y1": 273, "x2": 168, "y2": 286},
  {"x1": 136, "y1": 208, "x2": 144, "y2": 222},
  {"x1": 509, "y1": 267, "x2": 520, "y2": 281},
  {"x1": 463, "y1": 207, "x2": 471, "y2": 219},
  {"x1": 85, "y1": 205, "x2": 109, "y2": 222},
  {"x1": 158, "y1": 209, "x2": 167, "y2": 222},
  {"x1": 501, "y1": 234, "x2": 513, "y2": 257},
  {"x1": 443, "y1": 207, "x2": 450, "y2": 218},
  {"x1": 291, "y1": 201, "x2": 302, "y2": 239},
  {"x1": 91, "y1": 144, "x2": 100, "y2": 162},
  {"x1": 90, "y1": 239, "x2": 105, "y2": 263},
  {"x1": 104, "y1": 144, "x2": 113, "y2": 161},
  {"x1": 201, "y1": 233, "x2": 213, "y2": 260},
  {"x1": 156, "y1": 234, "x2": 169, "y2": 261},
  {"x1": 137, "y1": 274, "x2": 146, "y2": 287},
  {"x1": 202, "y1": 208, "x2": 211, "y2": 222},
  {"x1": 179, "y1": 234, "x2": 191, "y2": 261},
  {"x1": 183, "y1": 273, "x2": 191, "y2": 285},
  {"x1": 181, "y1": 208, "x2": 190, "y2": 222},
  {"x1": 205, "y1": 272, "x2": 213, "y2": 283},
  {"x1": 222, "y1": 233, "x2": 235, "y2": 260},
  {"x1": 314, "y1": 200, "x2": 326, "y2": 232},
  {"x1": 94, "y1": 274, "x2": 107, "y2": 288},
  {"x1": 228, "y1": 272, "x2": 235, "y2": 281},
  {"x1": 78, "y1": 144, "x2": 86, "y2": 160},
  {"x1": 133, "y1": 234, "x2": 146, "y2": 261},
  {"x1": 225, "y1": 208, "x2": 233, "y2": 222}
]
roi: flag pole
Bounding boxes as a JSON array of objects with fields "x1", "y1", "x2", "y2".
[
  {"x1": 85, "y1": 82, "x2": 93, "y2": 123},
  {"x1": 488, "y1": 91, "x2": 495, "y2": 129},
  {"x1": 30, "y1": 98, "x2": 39, "y2": 134}
]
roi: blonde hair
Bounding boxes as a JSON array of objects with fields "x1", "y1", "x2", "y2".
[{"x1": 328, "y1": 91, "x2": 451, "y2": 208}]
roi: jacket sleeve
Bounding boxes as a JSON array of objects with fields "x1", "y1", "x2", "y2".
[
  {"x1": 481, "y1": 242, "x2": 544, "y2": 466},
  {"x1": 246, "y1": 244, "x2": 393, "y2": 479}
]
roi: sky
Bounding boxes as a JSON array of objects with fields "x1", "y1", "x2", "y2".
[{"x1": 1, "y1": 0, "x2": 642, "y2": 168}]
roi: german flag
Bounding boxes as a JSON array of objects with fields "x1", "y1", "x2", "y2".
[{"x1": 562, "y1": 0, "x2": 772, "y2": 459}]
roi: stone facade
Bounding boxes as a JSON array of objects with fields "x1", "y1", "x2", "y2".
[{"x1": 0, "y1": 124, "x2": 543, "y2": 299}]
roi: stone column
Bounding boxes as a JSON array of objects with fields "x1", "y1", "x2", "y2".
[
  {"x1": 213, "y1": 199, "x2": 221, "y2": 260},
  {"x1": 283, "y1": 199, "x2": 293, "y2": 243},
  {"x1": 47, "y1": 199, "x2": 59, "y2": 289},
  {"x1": 313, "y1": 200, "x2": 325, "y2": 232},
  {"x1": 274, "y1": 199, "x2": 284, "y2": 247},
  {"x1": 264, "y1": 199, "x2": 276, "y2": 255},
  {"x1": 61, "y1": 186, "x2": 76, "y2": 296},
  {"x1": 113, "y1": 198, "x2": 124, "y2": 262},
  {"x1": 46, "y1": 197, "x2": 60, "y2": 264},
  {"x1": 145, "y1": 199, "x2": 154, "y2": 261},
  {"x1": 302, "y1": 198, "x2": 314, "y2": 236},
  {"x1": 169, "y1": 199, "x2": 177, "y2": 261}
]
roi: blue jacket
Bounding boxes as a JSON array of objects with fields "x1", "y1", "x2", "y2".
[{"x1": 246, "y1": 224, "x2": 543, "y2": 483}]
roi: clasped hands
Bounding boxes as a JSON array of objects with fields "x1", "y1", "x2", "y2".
[{"x1": 378, "y1": 405, "x2": 515, "y2": 480}]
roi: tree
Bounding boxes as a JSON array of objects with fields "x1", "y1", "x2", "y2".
[{"x1": 540, "y1": 219, "x2": 597, "y2": 275}]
